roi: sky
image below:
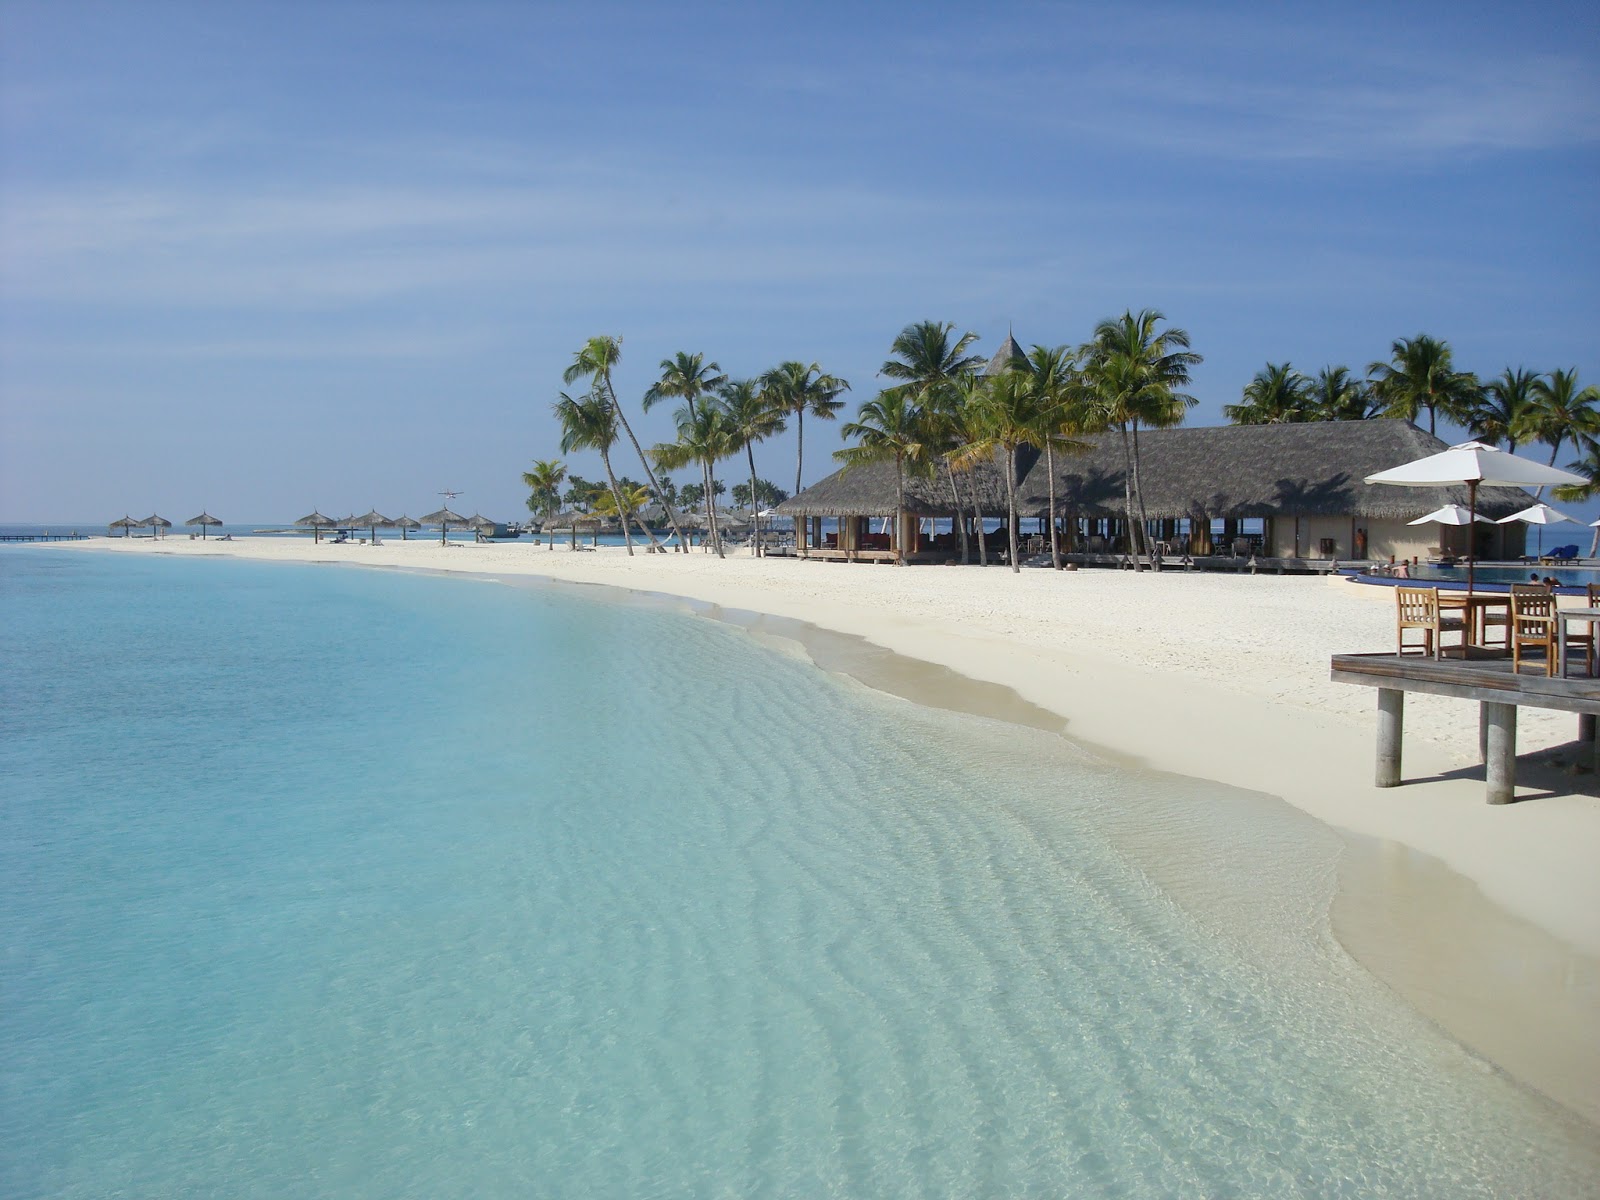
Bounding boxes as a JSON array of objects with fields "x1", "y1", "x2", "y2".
[{"x1": 2, "y1": 0, "x2": 1597, "y2": 522}]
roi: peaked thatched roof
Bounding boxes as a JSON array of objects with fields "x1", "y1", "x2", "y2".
[
  {"x1": 347, "y1": 510, "x2": 392, "y2": 527},
  {"x1": 779, "y1": 420, "x2": 1538, "y2": 521},
  {"x1": 776, "y1": 446, "x2": 1032, "y2": 518},
  {"x1": 295, "y1": 511, "x2": 337, "y2": 528},
  {"x1": 392, "y1": 516, "x2": 423, "y2": 529},
  {"x1": 985, "y1": 331, "x2": 1027, "y2": 377},
  {"x1": 139, "y1": 514, "x2": 172, "y2": 528},
  {"x1": 185, "y1": 512, "x2": 222, "y2": 527},
  {"x1": 108, "y1": 515, "x2": 139, "y2": 529},
  {"x1": 419, "y1": 507, "x2": 468, "y2": 525}
]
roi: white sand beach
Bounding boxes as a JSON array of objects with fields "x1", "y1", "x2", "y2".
[{"x1": 58, "y1": 534, "x2": 1600, "y2": 1125}]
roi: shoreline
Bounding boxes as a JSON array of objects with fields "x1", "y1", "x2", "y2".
[{"x1": 26, "y1": 536, "x2": 1600, "y2": 1127}]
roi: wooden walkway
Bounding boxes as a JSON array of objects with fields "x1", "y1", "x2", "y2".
[
  {"x1": 0, "y1": 533, "x2": 88, "y2": 542},
  {"x1": 1330, "y1": 652, "x2": 1600, "y2": 804}
]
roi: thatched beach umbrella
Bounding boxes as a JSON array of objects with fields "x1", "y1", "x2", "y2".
[
  {"x1": 420, "y1": 506, "x2": 468, "y2": 545},
  {"x1": 140, "y1": 514, "x2": 172, "y2": 539},
  {"x1": 295, "y1": 510, "x2": 337, "y2": 544},
  {"x1": 185, "y1": 511, "x2": 223, "y2": 539},
  {"x1": 347, "y1": 509, "x2": 393, "y2": 542},
  {"x1": 109, "y1": 515, "x2": 138, "y2": 538},
  {"x1": 392, "y1": 515, "x2": 422, "y2": 541}
]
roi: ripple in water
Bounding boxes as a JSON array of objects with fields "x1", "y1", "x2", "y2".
[{"x1": 1, "y1": 549, "x2": 1595, "y2": 1197}]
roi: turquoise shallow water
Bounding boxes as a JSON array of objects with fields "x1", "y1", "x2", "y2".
[{"x1": 2, "y1": 549, "x2": 1596, "y2": 1198}]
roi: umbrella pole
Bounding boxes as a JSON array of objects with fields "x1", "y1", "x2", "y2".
[{"x1": 1468, "y1": 480, "x2": 1477, "y2": 594}]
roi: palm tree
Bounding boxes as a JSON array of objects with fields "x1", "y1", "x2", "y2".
[
  {"x1": 1080, "y1": 309, "x2": 1200, "y2": 569},
  {"x1": 521, "y1": 458, "x2": 567, "y2": 519},
  {"x1": 1553, "y1": 437, "x2": 1600, "y2": 556},
  {"x1": 1471, "y1": 367, "x2": 1541, "y2": 453},
  {"x1": 1224, "y1": 362, "x2": 1312, "y2": 424},
  {"x1": 880, "y1": 321, "x2": 985, "y2": 562},
  {"x1": 591, "y1": 481, "x2": 654, "y2": 544},
  {"x1": 759, "y1": 361, "x2": 850, "y2": 499},
  {"x1": 720, "y1": 378, "x2": 787, "y2": 556},
  {"x1": 653, "y1": 400, "x2": 736, "y2": 559},
  {"x1": 1367, "y1": 334, "x2": 1480, "y2": 436},
  {"x1": 1309, "y1": 366, "x2": 1375, "y2": 421},
  {"x1": 553, "y1": 390, "x2": 634, "y2": 554},
  {"x1": 1022, "y1": 344, "x2": 1095, "y2": 570},
  {"x1": 563, "y1": 336, "x2": 677, "y2": 551},
  {"x1": 835, "y1": 391, "x2": 929, "y2": 565},
  {"x1": 1519, "y1": 368, "x2": 1600, "y2": 500},
  {"x1": 958, "y1": 369, "x2": 1042, "y2": 573}
]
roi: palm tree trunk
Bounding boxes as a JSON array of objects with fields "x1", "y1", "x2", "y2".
[
  {"x1": 1046, "y1": 441, "x2": 1062, "y2": 570},
  {"x1": 704, "y1": 460, "x2": 724, "y2": 559},
  {"x1": 965, "y1": 471, "x2": 988, "y2": 565},
  {"x1": 605, "y1": 381, "x2": 678, "y2": 552},
  {"x1": 943, "y1": 459, "x2": 969, "y2": 564},
  {"x1": 1117, "y1": 423, "x2": 1143, "y2": 571},
  {"x1": 1005, "y1": 446, "x2": 1020, "y2": 574},
  {"x1": 794, "y1": 409, "x2": 805, "y2": 501},
  {"x1": 894, "y1": 452, "x2": 906, "y2": 565},
  {"x1": 599, "y1": 450, "x2": 634, "y2": 556},
  {"x1": 1131, "y1": 422, "x2": 1159, "y2": 572},
  {"x1": 747, "y1": 444, "x2": 762, "y2": 558}
]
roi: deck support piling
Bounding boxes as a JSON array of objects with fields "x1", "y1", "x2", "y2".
[
  {"x1": 1483, "y1": 701, "x2": 1517, "y2": 805},
  {"x1": 1580, "y1": 714, "x2": 1595, "y2": 743},
  {"x1": 1376, "y1": 688, "x2": 1403, "y2": 787}
]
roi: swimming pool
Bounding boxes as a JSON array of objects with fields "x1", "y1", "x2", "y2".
[{"x1": 1354, "y1": 563, "x2": 1600, "y2": 591}]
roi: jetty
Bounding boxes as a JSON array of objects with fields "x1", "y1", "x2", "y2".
[{"x1": 0, "y1": 533, "x2": 88, "y2": 542}]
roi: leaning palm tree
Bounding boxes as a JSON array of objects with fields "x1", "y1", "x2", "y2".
[
  {"x1": 564, "y1": 336, "x2": 675, "y2": 551},
  {"x1": 1553, "y1": 436, "x2": 1600, "y2": 556},
  {"x1": 553, "y1": 390, "x2": 634, "y2": 555},
  {"x1": 759, "y1": 361, "x2": 850, "y2": 499},
  {"x1": 1022, "y1": 344, "x2": 1095, "y2": 570},
  {"x1": 522, "y1": 458, "x2": 567, "y2": 520},
  {"x1": 653, "y1": 400, "x2": 737, "y2": 559},
  {"x1": 591, "y1": 482, "x2": 655, "y2": 544},
  {"x1": 1367, "y1": 334, "x2": 1480, "y2": 436},
  {"x1": 720, "y1": 378, "x2": 787, "y2": 556},
  {"x1": 1223, "y1": 362, "x2": 1313, "y2": 424},
  {"x1": 1471, "y1": 367, "x2": 1541, "y2": 453},
  {"x1": 1080, "y1": 309, "x2": 1200, "y2": 569}
]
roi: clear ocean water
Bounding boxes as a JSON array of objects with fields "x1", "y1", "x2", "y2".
[{"x1": 2, "y1": 548, "x2": 1595, "y2": 1198}]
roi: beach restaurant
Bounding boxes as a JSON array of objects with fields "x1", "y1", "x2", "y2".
[{"x1": 778, "y1": 419, "x2": 1533, "y2": 565}]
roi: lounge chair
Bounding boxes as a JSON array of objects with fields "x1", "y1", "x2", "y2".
[
  {"x1": 1510, "y1": 583, "x2": 1559, "y2": 676},
  {"x1": 1539, "y1": 544, "x2": 1579, "y2": 564},
  {"x1": 1395, "y1": 586, "x2": 1466, "y2": 659}
]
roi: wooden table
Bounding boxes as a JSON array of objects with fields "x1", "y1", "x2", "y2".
[
  {"x1": 1436, "y1": 593, "x2": 1512, "y2": 650},
  {"x1": 1557, "y1": 606, "x2": 1600, "y2": 678}
]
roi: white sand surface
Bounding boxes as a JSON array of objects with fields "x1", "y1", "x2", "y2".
[{"x1": 55, "y1": 534, "x2": 1600, "y2": 1122}]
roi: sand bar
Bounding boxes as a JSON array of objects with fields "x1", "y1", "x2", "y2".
[{"x1": 40, "y1": 535, "x2": 1600, "y2": 1125}]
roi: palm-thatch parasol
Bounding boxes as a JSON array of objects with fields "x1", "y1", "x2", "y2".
[
  {"x1": 420, "y1": 506, "x2": 468, "y2": 545},
  {"x1": 545, "y1": 510, "x2": 603, "y2": 548},
  {"x1": 140, "y1": 514, "x2": 172, "y2": 539},
  {"x1": 392, "y1": 515, "x2": 422, "y2": 541},
  {"x1": 185, "y1": 511, "x2": 223, "y2": 539},
  {"x1": 109, "y1": 515, "x2": 139, "y2": 538},
  {"x1": 347, "y1": 509, "x2": 393, "y2": 543},
  {"x1": 295, "y1": 510, "x2": 337, "y2": 544}
]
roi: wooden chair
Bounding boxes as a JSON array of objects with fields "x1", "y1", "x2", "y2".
[
  {"x1": 1395, "y1": 586, "x2": 1466, "y2": 658},
  {"x1": 1510, "y1": 583, "x2": 1559, "y2": 676}
]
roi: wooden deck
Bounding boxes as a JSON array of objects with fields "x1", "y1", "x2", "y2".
[{"x1": 1330, "y1": 651, "x2": 1600, "y2": 804}]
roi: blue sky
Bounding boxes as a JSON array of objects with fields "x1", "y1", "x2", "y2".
[{"x1": 2, "y1": 0, "x2": 1597, "y2": 522}]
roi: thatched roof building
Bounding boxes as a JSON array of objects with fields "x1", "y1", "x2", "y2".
[{"x1": 777, "y1": 420, "x2": 1536, "y2": 562}]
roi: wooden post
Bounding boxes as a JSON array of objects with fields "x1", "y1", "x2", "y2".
[
  {"x1": 1580, "y1": 714, "x2": 1595, "y2": 743},
  {"x1": 1483, "y1": 702, "x2": 1516, "y2": 804},
  {"x1": 1377, "y1": 688, "x2": 1403, "y2": 787}
]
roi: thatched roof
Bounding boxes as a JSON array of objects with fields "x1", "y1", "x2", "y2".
[
  {"x1": 985, "y1": 330, "x2": 1027, "y2": 377},
  {"x1": 347, "y1": 510, "x2": 392, "y2": 527},
  {"x1": 776, "y1": 446, "x2": 1029, "y2": 518},
  {"x1": 108, "y1": 515, "x2": 138, "y2": 529},
  {"x1": 185, "y1": 512, "x2": 222, "y2": 527},
  {"x1": 419, "y1": 507, "x2": 468, "y2": 525},
  {"x1": 780, "y1": 421, "x2": 1538, "y2": 521},
  {"x1": 139, "y1": 513, "x2": 172, "y2": 528},
  {"x1": 465, "y1": 513, "x2": 498, "y2": 529},
  {"x1": 295, "y1": 511, "x2": 336, "y2": 528}
]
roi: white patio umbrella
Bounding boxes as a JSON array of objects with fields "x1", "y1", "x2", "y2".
[
  {"x1": 1406, "y1": 504, "x2": 1491, "y2": 526},
  {"x1": 1495, "y1": 502, "x2": 1578, "y2": 557},
  {"x1": 1366, "y1": 441, "x2": 1585, "y2": 592}
]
